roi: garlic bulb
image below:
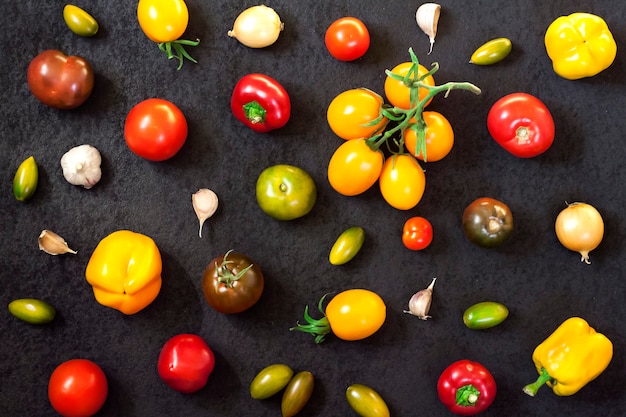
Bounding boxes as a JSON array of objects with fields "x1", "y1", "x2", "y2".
[
  {"x1": 404, "y1": 277, "x2": 436, "y2": 319},
  {"x1": 416, "y1": 3, "x2": 441, "y2": 55},
  {"x1": 60, "y1": 144, "x2": 102, "y2": 189},
  {"x1": 38, "y1": 230, "x2": 77, "y2": 255},
  {"x1": 192, "y1": 189, "x2": 219, "y2": 238}
]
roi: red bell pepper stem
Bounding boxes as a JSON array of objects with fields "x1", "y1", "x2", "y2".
[
  {"x1": 243, "y1": 101, "x2": 267, "y2": 124},
  {"x1": 523, "y1": 368, "x2": 554, "y2": 397},
  {"x1": 456, "y1": 384, "x2": 480, "y2": 406}
]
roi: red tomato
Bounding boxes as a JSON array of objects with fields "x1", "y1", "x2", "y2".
[
  {"x1": 325, "y1": 17, "x2": 370, "y2": 61},
  {"x1": 27, "y1": 50, "x2": 94, "y2": 109},
  {"x1": 487, "y1": 92, "x2": 555, "y2": 158},
  {"x1": 124, "y1": 98, "x2": 188, "y2": 161},
  {"x1": 48, "y1": 359, "x2": 108, "y2": 417},
  {"x1": 231, "y1": 73, "x2": 291, "y2": 133},
  {"x1": 158, "y1": 334, "x2": 215, "y2": 393},
  {"x1": 438, "y1": 360, "x2": 496, "y2": 415},
  {"x1": 402, "y1": 216, "x2": 433, "y2": 250}
]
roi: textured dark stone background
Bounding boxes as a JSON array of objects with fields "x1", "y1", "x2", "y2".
[{"x1": 1, "y1": 1, "x2": 625, "y2": 416}]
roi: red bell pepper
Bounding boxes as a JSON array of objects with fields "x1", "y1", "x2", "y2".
[
  {"x1": 230, "y1": 73, "x2": 291, "y2": 133},
  {"x1": 437, "y1": 360, "x2": 496, "y2": 415}
]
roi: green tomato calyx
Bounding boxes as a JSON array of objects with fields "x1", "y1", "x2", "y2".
[
  {"x1": 243, "y1": 101, "x2": 267, "y2": 125},
  {"x1": 216, "y1": 250, "x2": 253, "y2": 288},
  {"x1": 158, "y1": 38, "x2": 200, "y2": 70},
  {"x1": 290, "y1": 294, "x2": 332, "y2": 344},
  {"x1": 456, "y1": 384, "x2": 480, "y2": 406}
]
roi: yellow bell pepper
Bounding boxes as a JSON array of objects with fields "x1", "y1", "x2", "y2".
[
  {"x1": 86, "y1": 230, "x2": 162, "y2": 315},
  {"x1": 544, "y1": 13, "x2": 617, "y2": 80},
  {"x1": 523, "y1": 317, "x2": 613, "y2": 397}
]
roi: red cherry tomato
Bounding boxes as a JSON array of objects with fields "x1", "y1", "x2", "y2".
[
  {"x1": 157, "y1": 334, "x2": 215, "y2": 393},
  {"x1": 487, "y1": 92, "x2": 555, "y2": 158},
  {"x1": 48, "y1": 359, "x2": 108, "y2": 417},
  {"x1": 27, "y1": 50, "x2": 94, "y2": 109},
  {"x1": 124, "y1": 98, "x2": 188, "y2": 161},
  {"x1": 437, "y1": 360, "x2": 496, "y2": 415},
  {"x1": 402, "y1": 216, "x2": 433, "y2": 250},
  {"x1": 325, "y1": 17, "x2": 370, "y2": 61}
]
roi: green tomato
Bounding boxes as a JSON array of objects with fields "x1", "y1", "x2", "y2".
[
  {"x1": 346, "y1": 384, "x2": 390, "y2": 417},
  {"x1": 256, "y1": 164, "x2": 317, "y2": 221},
  {"x1": 470, "y1": 38, "x2": 512, "y2": 65},
  {"x1": 281, "y1": 371, "x2": 314, "y2": 417},
  {"x1": 329, "y1": 226, "x2": 365, "y2": 265},
  {"x1": 250, "y1": 364, "x2": 294, "y2": 400},
  {"x1": 13, "y1": 156, "x2": 38, "y2": 201},
  {"x1": 63, "y1": 5, "x2": 99, "y2": 37},
  {"x1": 9, "y1": 298, "x2": 56, "y2": 324},
  {"x1": 463, "y1": 301, "x2": 509, "y2": 330}
]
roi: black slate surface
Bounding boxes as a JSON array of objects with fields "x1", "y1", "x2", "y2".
[{"x1": 1, "y1": 1, "x2": 625, "y2": 416}]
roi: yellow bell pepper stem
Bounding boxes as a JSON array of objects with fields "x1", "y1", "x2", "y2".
[
  {"x1": 544, "y1": 12, "x2": 617, "y2": 80},
  {"x1": 85, "y1": 230, "x2": 162, "y2": 315},
  {"x1": 523, "y1": 317, "x2": 613, "y2": 397}
]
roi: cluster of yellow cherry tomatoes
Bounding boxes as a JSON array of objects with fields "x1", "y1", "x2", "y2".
[{"x1": 326, "y1": 52, "x2": 466, "y2": 210}]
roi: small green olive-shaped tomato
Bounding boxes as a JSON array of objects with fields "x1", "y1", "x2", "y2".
[
  {"x1": 281, "y1": 371, "x2": 314, "y2": 417},
  {"x1": 462, "y1": 197, "x2": 513, "y2": 248},
  {"x1": 63, "y1": 5, "x2": 99, "y2": 37},
  {"x1": 8, "y1": 298, "x2": 56, "y2": 324},
  {"x1": 250, "y1": 364, "x2": 294, "y2": 400},
  {"x1": 329, "y1": 226, "x2": 365, "y2": 265},
  {"x1": 13, "y1": 156, "x2": 38, "y2": 201},
  {"x1": 346, "y1": 384, "x2": 390, "y2": 417},
  {"x1": 463, "y1": 301, "x2": 509, "y2": 330},
  {"x1": 470, "y1": 37, "x2": 512, "y2": 65}
]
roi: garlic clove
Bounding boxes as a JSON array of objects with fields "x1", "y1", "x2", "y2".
[
  {"x1": 60, "y1": 144, "x2": 102, "y2": 189},
  {"x1": 404, "y1": 277, "x2": 436, "y2": 319},
  {"x1": 192, "y1": 189, "x2": 219, "y2": 238},
  {"x1": 416, "y1": 3, "x2": 441, "y2": 55},
  {"x1": 38, "y1": 230, "x2": 77, "y2": 255}
]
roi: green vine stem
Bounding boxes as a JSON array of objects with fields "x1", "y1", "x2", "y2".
[
  {"x1": 289, "y1": 294, "x2": 332, "y2": 344},
  {"x1": 215, "y1": 249, "x2": 253, "y2": 288},
  {"x1": 365, "y1": 48, "x2": 481, "y2": 162},
  {"x1": 158, "y1": 38, "x2": 200, "y2": 70}
]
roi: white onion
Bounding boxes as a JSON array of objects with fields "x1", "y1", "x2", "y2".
[
  {"x1": 555, "y1": 202, "x2": 604, "y2": 264},
  {"x1": 228, "y1": 5, "x2": 284, "y2": 48}
]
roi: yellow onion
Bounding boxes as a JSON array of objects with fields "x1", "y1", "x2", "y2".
[{"x1": 555, "y1": 202, "x2": 604, "y2": 264}]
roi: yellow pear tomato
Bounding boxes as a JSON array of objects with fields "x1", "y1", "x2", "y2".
[
  {"x1": 384, "y1": 61, "x2": 435, "y2": 110},
  {"x1": 379, "y1": 154, "x2": 426, "y2": 210}
]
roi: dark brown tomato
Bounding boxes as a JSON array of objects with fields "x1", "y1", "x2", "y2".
[
  {"x1": 462, "y1": 197, "x2": 513, "y2": 248},
  {"x1": 202, "y1": 250, "x2": 264, "y2": 314}
]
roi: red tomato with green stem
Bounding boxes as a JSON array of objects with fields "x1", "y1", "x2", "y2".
[
  {"x1": 402, "y1": 216, "x2": 433, "y2": 250},
  {"x1": 231, "y1": 73, "x2": 291, "y2": 133},
  {"x1": 48, "y1": 359, "x2": 108, "y2": 417},
  {"x1": 325, "y1": 17, "x2": 370, "y2": 61},
  {"x1": 437, "y1": 360, "x2": 496, "y2": 415},
  {"x1": 27, "y1": 50, "x2": 94, "y2": 110},
  {"x1": 487, "y1": 92, "x2": 555, "y2": 158},
  {"x1": 158, "y1": 334, "x2": 215, "y2": 393},
  {"x1": 124, "y1": 98, "x2": 188, "y2": 161}
]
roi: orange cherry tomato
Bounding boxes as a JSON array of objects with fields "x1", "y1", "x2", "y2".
[
  {"x1": 379, "y1": 154, "x2": 426, "y2": 210},
  {"x1": 328, "y1": 138, "x2": 384, "y2": 196},
  {"x1": 404, "y1": 111, "x2": 454, "y2": 162},
  {"x1": 327, "y1": 89, "x2": 387, "y2": 140},
  {"x1": 384, "y1": 61, "x2": 435, "y2": 110}
]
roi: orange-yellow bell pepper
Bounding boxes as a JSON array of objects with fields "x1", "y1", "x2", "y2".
[
  {"x1": 523, "y1": 317, "x2": 613, "y2": 397},
  {"x1": 544, "y1": 13, "x2": 617, "y2": 80},
  {"x1": 85, "y1": 230, "x2": 162, "y2": 315}
]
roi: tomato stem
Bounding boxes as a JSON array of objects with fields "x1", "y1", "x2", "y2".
[
  {"x1": 216, "y1": 250, "x2": 254, "y2": 288},
  {"x1": 243, "y1": 101, "x2": 267, "y2": 124},
  {"x1": 289, "y1": 294, "x2": 332, "y2": 344},
  {"x1": 369, "y1": 48, "x2": 481, "y2": 162},
  {"x1": 158, "y1": 38, "x2": 200, "y2": 70},
  {"x1": 455, "y1": 384, "x2": 480, "y2": 406}
]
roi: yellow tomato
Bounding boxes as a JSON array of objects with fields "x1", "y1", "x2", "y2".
[
  {"x1": 328, "y1": 138, "x2": 384, "y2": 196},
  {"x1": 327, "y1": 89, "x2": 387, "y2": 140},
  {"x1": 384, "y1": 62, "x2": 435, "y2": 110},
  {"x1": 137, "y1": 0, "x2": 189, "y2": 43},
  {"x1": 326, "y1": 289, "x2": 386, "y2": 341},
  {"x1": 379, "y1": 154, "x2": 426, "y2": 210},
  {"x1": 404, "y1": 111, "x2": 454, "y2": 162}
]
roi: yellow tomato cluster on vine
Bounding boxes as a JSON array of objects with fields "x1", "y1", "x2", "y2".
[{"x1": 326, "y1": 52, "x2": 470, "y2": 211}]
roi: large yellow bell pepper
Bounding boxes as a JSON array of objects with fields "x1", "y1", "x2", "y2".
[
  {"x1": 523, "y1": 317, "x2": 613, "y2": 397},
  {"x1": 86, "y1": 230, "x2": 162, "y2": 315},
  {"x1": 544, "y1": 13, "x2": 617, "y2": 80}
]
